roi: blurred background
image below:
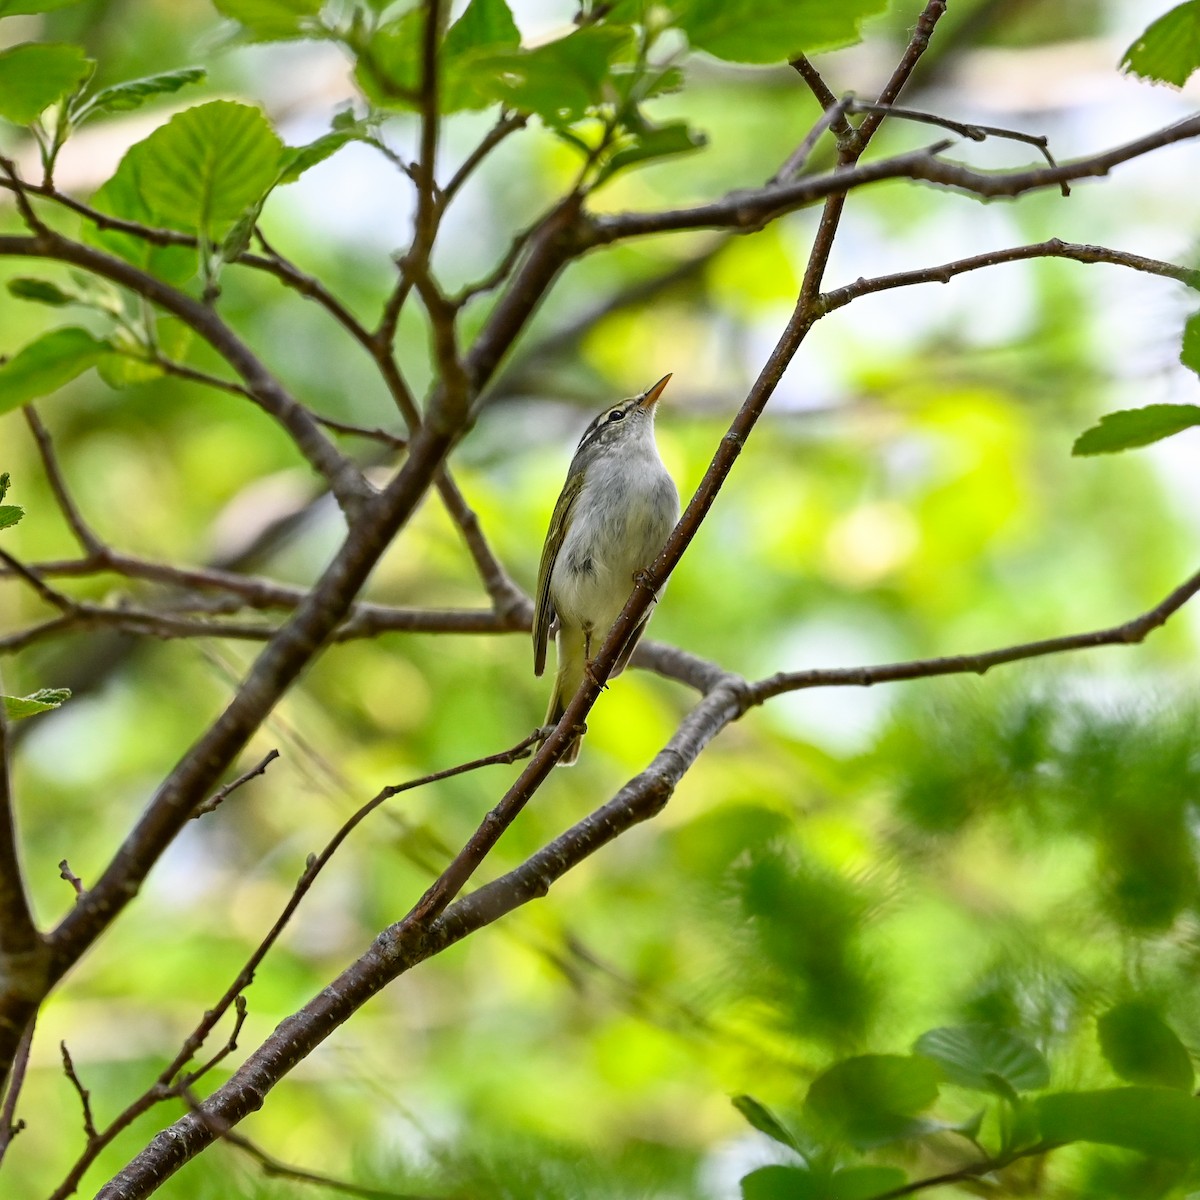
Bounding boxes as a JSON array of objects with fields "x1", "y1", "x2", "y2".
[{"x1": 4, "y1": 0, "x2": 1200, "y2": 1195}]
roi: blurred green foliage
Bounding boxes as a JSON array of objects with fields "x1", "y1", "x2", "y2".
[{"x1": 4, "y1": 0, "x2": 1200, "y2": 1198}]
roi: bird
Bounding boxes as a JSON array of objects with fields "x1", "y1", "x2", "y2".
[{"x1": 533, "y1": 375, "x2": 680, "y2": 765}]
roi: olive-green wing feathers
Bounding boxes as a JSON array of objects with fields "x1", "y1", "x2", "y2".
[{"x1": 533, "y1": 470, "x2": 584, "y2": 677}]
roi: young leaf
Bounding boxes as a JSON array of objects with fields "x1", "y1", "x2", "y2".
[
  {"x1": 913, "y1": 1024, "x2": 1050, "y2": 1096},
  {"x1": 112, "y1": 101, "x2": 284, "y2": 240},
  {"x1": 1098, "y1": 1001, "x2": 1194, "y2": 1091},
  {"x1": 355, "y1": 6, "x2": 423, "y2": 107},
  {"x1": 441, "y1": 0, "x2": 521, "y2": 111},
  {"x1": 75, "y1": 66, "x2": 206, "y2": 120},
  {"x1": 1071, "y1": 404, "x2": 1200, "y2": 456},
  {"x1": 673, "y1": 0, "x2": 888, "y2": 64},
  {"x1": 212, "y1": 0, "x2": 324, "y2": 42},
  {"x1": 0, "y1": 472, "x2": 9, "y2": 502},
  {"x1": 731, "y1": 1094, "x2": 801, "y2": 1152},
  {"x1": 277, "y1": 127, "x2": 365, "y2": 184},
  {"x1": 0, "y1": 327, "x2": 108, "y2": 415},
  {"x1": 1121, "y1": 0, "x2": 1200, "y2": 87},
  {"x1": 1035, "y1": 1087, "x2": 1200, "y2": 1159},
  {"x1": 3, "y1": 688, "x2": 71, "y2": 719},
  {"x1": 804, "y1": 1055, "x2": 941, "y2": 1149},
  {"x1": 598, "y1": 119, "x2": 706, "y2": 182},
  {"x1": 483, "y1": 26, "x2": 632, "y2": 123},
  {"x1": 0, "y1": 43, "x2": 93, "y2": 125},
  {"x1": 0, "y1": 506, "x2": 22, "y2": 530},
  {"x1": 7, "y1": 277, "x2": 76, "y2": 306}
]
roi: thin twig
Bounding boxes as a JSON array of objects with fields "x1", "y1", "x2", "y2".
[
  {"x1": 192, "y1": 750, "x2": 280, "y2": 819},
  {"x1": 58, "y1": 860, "x2": 84, "y2": 897},
  {"x1": 60, "y1": 1041, "x2": 98, "y2": 1142},
  {"x1": 0, "y1": 1017, "x2": 33, "y2": 1164},
  {"x1": 23, "y1": 408, "x2": 102, "y2": 555}
]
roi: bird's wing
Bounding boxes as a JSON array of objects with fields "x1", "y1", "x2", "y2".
[{"x1": 533, "y1": 468, "x2": 584, "y2": 677}]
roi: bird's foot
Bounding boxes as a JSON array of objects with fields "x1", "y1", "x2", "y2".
[{"x1": 583, "y1": 659, "x2": 609, "y2": 692}]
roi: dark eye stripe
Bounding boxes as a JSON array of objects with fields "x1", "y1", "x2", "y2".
[{"x1": 576, "y1": 399, "x2": 635, "y2": 451}]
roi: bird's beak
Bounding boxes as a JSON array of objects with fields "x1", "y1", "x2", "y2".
[{"x1": 638, "y1": 374, "x2": 672, "y2": 411}]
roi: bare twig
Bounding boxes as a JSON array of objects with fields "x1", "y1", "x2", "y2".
[
  {"x1": 192, "y1": 750, "x2": 280, "y2": 819},
  {"x1": 60, "y1": 1041, "x2": 98, "y2": 1142},
  {"x1": 58, "y1": 860, "x2": 84, "y2": 896},
  {"x1": 23, "y1": 408, "x2": 102, "y2": 555},
  {"x1": 0, "y1": 1017, "x2": 33, "y2": 1164}
]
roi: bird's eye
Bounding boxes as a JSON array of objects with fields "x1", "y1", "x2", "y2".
[{"x1": 608, "y1": 409, "x2": 625, "y2": 423}]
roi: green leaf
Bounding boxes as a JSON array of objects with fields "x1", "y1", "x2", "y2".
[
  {"x1": 731, "y1": 1094, "x2": 801, "y2": 1152},
  {"x1": 913, "y1": 1024, "x2": 1050, "y2": 1096},
  {"x1": 3, "y1": 688, "x2": 71, "y2": 719},
  {"x1": 805, "y1": 1055, "x2": 941, "y2": 1149},
  {"x1": 441, "y1": 0, "x2": 521, "y2": 111},
  {"x1": 0, "y1": 43, "x2": 93, "y2": 125},
  {"x1": 136, "y1": 101, "x2": 284, "y2": 239},
  {"x1": 1180, "y1": 307, "x2": 1200, "y2": 373},
  {"x1": 1121, "y1": 1, "x2": 1200, "y2": 87},
  {"x1": 741, "y1": 1166, "x2": 817, "y2": 1200},
  {"x1": 355, "y1": 7, "x2": 422, "y2": 107},
  {"x1": 7, "y1": 277, "x2": 75, "y2": 306},
  {"x1": 828, "y1": 1167, "x2": 909, "y2": 1200},
  {"x1": 1098, "y1": 1002, "x2": 1194, "y2": 1091},
  {"x1": 1071, "y1": 404, "x2": 1200, "y2": 456},
  {"x1": 0, "y1": 0, "x2": 83, "y2": 15},
  {"x1": 484, "y1": 26, "x2": 632, "y2": 123},
  {"x1": 0, "y1": 328, "x2": 108, "y2": 415},
  {"x1": 598, "y1": 118, "x2": 706, "y2": 182},
  {"x1": 1035, "y1": 1087, "x2": 1200, "y2": 1159},
  {"x1": 0, "y1": 505, "x2": 22, "y2": 530},
  {"x1": 76, "y1": 67, "x2": 206, "y2": 120},
  {"x1": 278, "y1": 127, "x2": 364, "y2": 184},
  {"x1": 0, "y1": 472, "x2": 9, "y2": 502},
  {"x1": 212, "y1": 0, "x2": 324, "y2": 41},
  {"x1": 673, "y1": 0, "x2": 889, "y2": 64}
]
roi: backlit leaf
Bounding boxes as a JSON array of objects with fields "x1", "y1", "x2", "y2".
[
  {"x1": 212, "y1": 0, "x2": 324, "y2": 41},
  {"x1": 1121, "y1": 1, "x2": 1200, "y2": 87},
  {"x1": 0, "y1": 328, "x2": 108, "y2": 415},
  {"x1": 1072, "y1": 404, "x2": 1200, "y2": 455},
  {"x1": 3, "y1": 688, "x2": 71, "y2": 719},
  {"x1": 0, "y1": 43, "x2": 93, "y2": 125},
  {"x1": 77, "y1": 67, "x2": 206, "y2": 119},
  {"x1": 805, "y1": 1055, "x2": 941, "y2": 1148}
]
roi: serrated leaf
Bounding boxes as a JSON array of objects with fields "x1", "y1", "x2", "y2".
[
  {"x1": 3, "y1": 688, "x2": 71, "y2": 719},
  {"x1": 441, "y1": 0, "x2": 521, "y2": 111},
  {"x1": 598, "y1": 118, "x2": 705, "y2": 182},
  {"x1": 0, "y1": 328, "x2": 108, "y2": 415},
  {"x1": 76, "y1": 67, "x2": 206, "y2": 119},
  {"x1": 7, "y1": 277, "x2": 75, "y2": 306},
  {"x1": 1035, "y1": 1087, "x2": 1200, "y2": 1159},
  {"x1": 914, "y1": 1024, "x2": 1050, "y2": 1096},
  {"x1": 1072, "y1": 404, "x2": 1200, "y2": 456},
  {"x1": 805, "y1": 1055, "x2": 941, "y2": 1149},
  {"x1": 0, "y1": 472, "x2": 9, "y2": 502},
  {"x1": 1098, "y1": 1002, "x2": 1194, "y2": 1091},
  {"x1": 1121, "y1": 0, "x2": 1200, "y2": 87},
  {"x1": 212, "y1": 0, "x2": 324, "y2": 41},
  {"x1": 355, "y1": 6, "x2": 422, "y2": 107},
  {"x1": 0, "y1": 43, "x2": 93, "y2": 125},
  {"x1": 673, "y1": 0, "x2": 888, "y2": 64},
  {"x1": 483, "y1": 26, "x2": 632, "y2": 123},
  {"x1": 0, "y1": 505, "x2": 23, "y2": 530},
  {"x1": 0, "y1": 0, "x2": 82, "y2": 15},
  {"x1": 130, "y1": 101, "x2": 284, "y2": 240},
  {"x1": 731, "y1": 1094, "x2": 801, "y2": 1152}
]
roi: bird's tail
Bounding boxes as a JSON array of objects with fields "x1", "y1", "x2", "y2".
[{"x1": 545, "y1": 632, "x2": 585, "y2": 766}]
